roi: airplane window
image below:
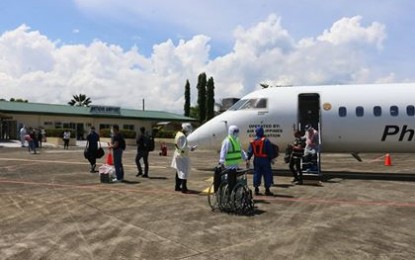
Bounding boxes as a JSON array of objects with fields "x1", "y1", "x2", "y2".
[
  {"x1": 228, "y1": 98, "x2": 267, "y2": 110},
  {"x1": 339, "y1": 107, "x2": 347, "y2": 117},
  {"x1": 356, "y1": 106, "x2": 364, "y2": 117},
  {"x1": 228, "y1": 99, "x2": 249, "y2": 110},
  {"x1": 373, "y1": 106, "x2": 382, "y2": 117},
  {"x1": 390, "y1": 106, "x2": 399, "y2": 116},
  {"x1": 254, "y1": 98, "x2": 267, "y2": 109},
  {"x1": 407, "y1": 105, "x2": 415, "y2": 116}
]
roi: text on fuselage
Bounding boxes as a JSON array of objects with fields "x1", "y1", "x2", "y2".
[{"x1": 382, "y1": 125, "x2": 415, "y2": 141}]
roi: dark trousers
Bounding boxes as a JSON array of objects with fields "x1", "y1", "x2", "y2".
[
  {"x1": 63, "y1": 139, "x2": 69, "y2": 149},
  {"x1": 175, "y1": 172, "x2": 187, "y2": 191},
  {"x1": 88, "y1": 148, "x2": 97, "y2": 167},
  {"x1": 135, "y1": 151, "x2": 149, "y2": 175},
  {"x1": 113, "y1": 149, "x2": 124, "y2": 180},
  {"x1": 289, "y1": 156, "x2": 303, "y2": 181}
]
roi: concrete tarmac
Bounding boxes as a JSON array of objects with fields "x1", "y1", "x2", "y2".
[{"x1": 0, "y1": 144, "x2": 414, "y2": 260}]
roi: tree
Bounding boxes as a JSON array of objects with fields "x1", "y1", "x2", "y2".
[
  {"x1": 68, "y1": 94, "x2": 92, "y2": 107},
  {"x1": 8, "y1": 98, "x2": 28, "y2": 102},
  {"x1": 189, "y1": 106, "x2": 199, "y2": 120},
  {"x1": 184, "y1": 80, "x2": 191, "y2": 117},
  {"x1": 196, "y1": 73, "x2": 207, "y2": 123},
  {"x1": 206, "y1": 77, "x2": 215, "y2": 120}
]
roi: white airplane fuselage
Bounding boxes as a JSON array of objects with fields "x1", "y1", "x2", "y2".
[{"x1": 187, "y1": 83, "x2": 415, "y2": 153}]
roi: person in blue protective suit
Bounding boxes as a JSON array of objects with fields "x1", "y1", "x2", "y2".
[{"x1": 247, "y1": 126, "x2": 274, "y2": 196}]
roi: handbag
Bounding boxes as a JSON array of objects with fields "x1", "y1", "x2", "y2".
[
  {"x1": 84, "y1": 149, "x2": 90, "y2": 159},
  {"x1": 96, "y1": 141, "x2": 105, "y2": 158},
  {"x1": 96, "y1": 147, "x2": 105, "y2": 158}
]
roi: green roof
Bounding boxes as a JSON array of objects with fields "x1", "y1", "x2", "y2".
[{"x1": 0, "y1": 101, "x2": 195, "y2": 122}]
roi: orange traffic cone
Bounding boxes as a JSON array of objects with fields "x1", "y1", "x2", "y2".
[
  {"x1": 384, "y1": 153, "x2": 392, "y2": 166},
  {"x1": 106, "y1": 150, "x2": 113, "y2": 165}
]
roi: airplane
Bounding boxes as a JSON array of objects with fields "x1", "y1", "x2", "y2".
[{"x1": 187, "y1": 82, "x2": 415, "y2": 166}]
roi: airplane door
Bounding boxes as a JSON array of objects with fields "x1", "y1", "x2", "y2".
[
  {"x1": 298, "y1": 93, "x2": 321, "y2": 175},
  {"x1": 298, "y1": 93, "x2": 320, "y2": 131}
]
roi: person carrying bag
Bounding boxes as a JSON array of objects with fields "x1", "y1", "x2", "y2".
[{"x1": 85, "y1": 126, "x2": 101, "y2": 173}]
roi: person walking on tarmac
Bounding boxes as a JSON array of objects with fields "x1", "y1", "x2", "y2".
[
  {"x1": 218, "y1": 125, "x2": 247, "y2": 169},
  {"x1": 136, "y1": 127, "x2": 150, "y2": 178},
  {"x1": 86, "y1": 126, "x2": 100, "y2": 173},
  {"x1": 247, "y1": 126, "x2": 274, "y2": 196},
  {"x1": 171, "y1": 123, "x2": 196, "y2": 193},
  {"x1": 289, "y1": 130, "x2": 305, "y2": 184}
]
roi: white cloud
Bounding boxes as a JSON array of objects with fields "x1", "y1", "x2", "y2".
[
  {"x1": 317, "y1": 16, "x2": 386, "y2": 50},
  {"x1": 0, "y1": 15, "x2": 395, "y2": 113}
]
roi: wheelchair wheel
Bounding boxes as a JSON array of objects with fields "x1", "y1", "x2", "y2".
[
  {"x1": 217, "y1": 182, "x2": 231, "y2": 212},
  {"x1": 207, "y1": 183, "x2": 218, "y2": 211},
  {"x1": 230, "y1": 183, "x2": 245, "y2": 213},
  {"x1": 231, "y1": 184, "x2": 255, "y2": 215}
]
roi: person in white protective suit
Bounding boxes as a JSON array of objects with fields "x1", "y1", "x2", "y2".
[
  {"x1": 218, "y1": 125, "x2": 247, "y2": 169},
  {"x1": 171, "y1": 123, "x2": 197, "y2": 193},
  {"x1": 20, "y1": 125, "x2": 27, "y2": 147}
]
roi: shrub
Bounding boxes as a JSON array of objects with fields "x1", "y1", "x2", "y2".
[
  {"x1": 99, "y1": 128, "x2": 136, "y2": 139},
  {"x1": 45, "y1": 129, "x2": 65, "y2": 138},
  {"x1": 155, "y1": 129, "x2": 175, "y2": 138}
]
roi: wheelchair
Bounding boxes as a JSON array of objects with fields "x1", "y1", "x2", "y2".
[{"x1": 207, "y1": 167, "x2": 255, "y2": 215}]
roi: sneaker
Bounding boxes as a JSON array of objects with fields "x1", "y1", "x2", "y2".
[
  {"x1": 112, "y1": 178, "x2": 120, "y2": 183},
  {"x1": 265, "y1": 189, "x2": 274, "y2": 196},
  {"x1": 254, "y1": 187, "x2": 260, "y2": 196},
  {"x1": 136, "y1": 172, "x2": 142, "y2": 177},
  {"x1": 142, "y1": 174, "x2": 149, "y2": 178}
]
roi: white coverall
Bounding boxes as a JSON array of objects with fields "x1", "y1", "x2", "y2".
[{"x1": 170, "y1": 131, "x2": 191, "y2": 179}]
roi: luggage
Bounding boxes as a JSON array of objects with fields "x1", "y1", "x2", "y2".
[{"x1": 99, "y1": 164, "x2": 115, "y2": 183}]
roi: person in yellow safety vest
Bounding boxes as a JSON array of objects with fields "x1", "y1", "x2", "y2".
[
  {"x1": 218, "y1": 125, "x2": 247, "y2": 169},
  {"x1": 171, "y1": 123, "x2": 197, "y2": 193}
]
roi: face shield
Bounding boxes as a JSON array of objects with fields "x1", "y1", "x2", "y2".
[
  {"x1": 228, "y1": 125, "x2": 240, "y2": 138},
  {"x1": 182, "y1": 123, "x2": 193, "y2": 135}
]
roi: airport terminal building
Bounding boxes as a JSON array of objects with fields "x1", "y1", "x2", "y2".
[{"x1": 0, "y1": 101, "x2": 195, "y2": 140}]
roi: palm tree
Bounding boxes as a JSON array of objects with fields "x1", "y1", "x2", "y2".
[{"x1": 68, "y1": 94, "x2": 92, "y2": 107}]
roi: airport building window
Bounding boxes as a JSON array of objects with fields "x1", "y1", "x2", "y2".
[
  {"x1": 373, "y1": 106, "x2": 382, "y2": 117},
  {"x1": 390, "y1": 106, "x2": 399, "y2": 116},
  {"x1": 123, "y1": 124, "x2": 134, "y2": 130},
  {"x1": 100, "y1": 124, "x2": 111, "y2": 130},
  {"x1": 44, "y1": 121, "x2": 53, "y2": 127},
  {"x1": 63, "y1": 123, "x2": 76, "y2": 130},
  {"x1": 356, "y1": 106, "x2": 364, "y2": 117},
  {"x1": 338, "y1": 106, "x2": 347, "y2": 117},
  {"x1": 406, "y1": 105, "x2": 415, "y2": 116}
]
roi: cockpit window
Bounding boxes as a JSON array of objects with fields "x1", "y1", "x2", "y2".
[{"x1": 228, "y1": 98, "x2": 268, "y2": 110}]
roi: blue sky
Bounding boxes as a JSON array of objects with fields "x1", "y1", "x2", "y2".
[{"x1": 1, "y1": 0, "x2": 414, "y2": 112}]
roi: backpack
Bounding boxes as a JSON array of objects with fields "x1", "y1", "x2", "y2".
[
  {"x1": 119, "y1": 136, "x2": 126, "y2": 150},
  {"x1": 270, "y1": 142, "x2": 279, "y2": 159},
  {"x1": 147, "y1": 135, "x2": 155, "y2": 152}
]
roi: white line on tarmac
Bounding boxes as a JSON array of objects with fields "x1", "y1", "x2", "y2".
[{"x1": 0, "y1": 158, "x2": 167, "y2": 169}]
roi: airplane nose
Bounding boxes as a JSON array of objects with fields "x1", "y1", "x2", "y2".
[
  {"x1": 186, "y1": 126, "x2": 211, "y2": 147},
  {"x1": 187, "y1": 118, "x2": 227, "y2": 149}
]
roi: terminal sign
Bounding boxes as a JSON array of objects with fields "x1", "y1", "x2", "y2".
[{"x1": 90, "y1": 105, "x2": 121, "y2": 115}]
